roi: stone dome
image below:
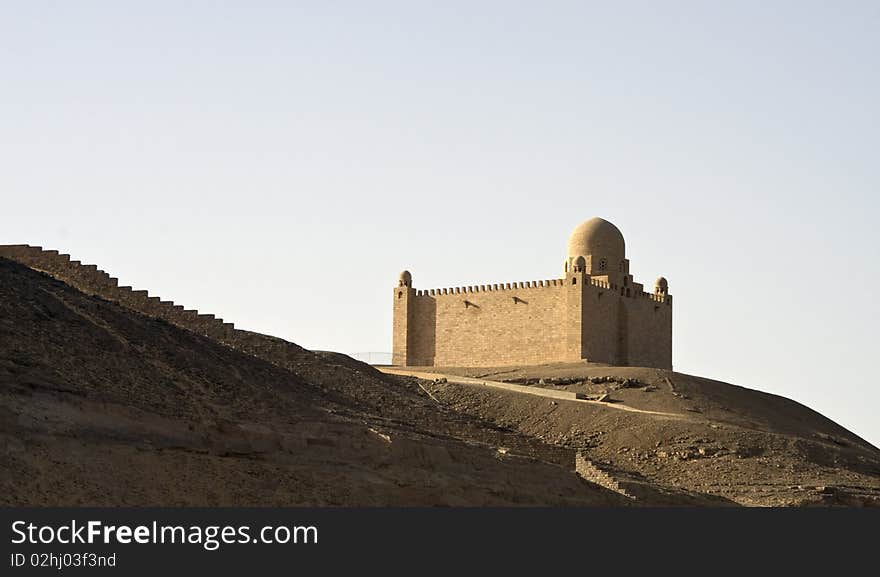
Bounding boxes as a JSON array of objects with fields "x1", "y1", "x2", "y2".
[
  {"x1": 398, "y1": 270, "x2": 412, "y2": 287},
  {"x1": 566, "y1": 217, "x2": 625, "y2": 263},
  {"x1": 655, "y1": 276, "x2": 668, "y2": 294}
]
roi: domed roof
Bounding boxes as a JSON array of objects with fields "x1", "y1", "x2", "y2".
[
  {"x1": 566, "y1": 217, "x2": 625, "y2": 261},
  {"x1": 655, "y1": 276, "x2": 668, "y2": 288}
]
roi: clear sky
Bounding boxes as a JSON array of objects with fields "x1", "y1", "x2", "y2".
[{"x1": 2, "y1": 1, "x2": 878, "y2": 445}]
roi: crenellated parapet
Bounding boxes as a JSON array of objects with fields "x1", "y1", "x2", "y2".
[
  {"x1": 413, "y1": 278, "x2": 568, "y2": 297},
  {"x1": 404, "y1": 275, "x2": 669, "y2": 305},
  {"x1": 586, "y1": 277, "x2": 671, "y2": 304},
  {"x1": 640, "y1": 290, "x2": 671, "y2": 304}
]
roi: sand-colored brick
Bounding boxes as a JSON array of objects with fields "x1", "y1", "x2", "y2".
[{"x1": 393, "y1": 217, "x2": 672, "y2": 369}]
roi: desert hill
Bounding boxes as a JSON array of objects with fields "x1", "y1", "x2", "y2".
[
  {"x1": 395, "y1": 364, "x2": 880, "y2": 505},
  {"x1": 2, "y1": 255, "x2": 879, "y2": 506},
  {"x1": 0, "y1": 258, "x2": 635, "y2": 506}
]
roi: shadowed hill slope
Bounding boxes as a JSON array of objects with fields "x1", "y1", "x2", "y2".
[
  {"x1": 3, "y1": 253, "x2": 878, "y2": 506},
  {"x1": 0, "y1": 258, "x2": 642, "y2": 506}
]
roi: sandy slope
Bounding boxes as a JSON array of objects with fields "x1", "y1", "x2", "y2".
[
  {"x1": 0, "y1": 258, "x2": 629, "y2": 506},
  {"x1": 2, "y1": 256, "x2": 879, "y2": 506},
  {"x1": 395, "y1": 364, "x2": 880, "y2": 505}
]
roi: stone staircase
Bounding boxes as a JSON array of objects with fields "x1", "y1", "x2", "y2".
[{"x1": 575, "y1": 452, "x2": 636, "y2": 500}]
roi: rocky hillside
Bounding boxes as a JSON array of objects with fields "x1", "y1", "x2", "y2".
[
  {"x1": 408, "y1": 364, "x2": 880, "y2": 506},
  {"x1": 0, "y1": 258, "x2": 634, "y2": 506},
  {"x1": 2, "y1": 256, "x2": 878, "y2": 506}
]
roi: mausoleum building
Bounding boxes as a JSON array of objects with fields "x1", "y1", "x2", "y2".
[{"x1": 393, "y1": 217, "x2": 672, "y2": 369}]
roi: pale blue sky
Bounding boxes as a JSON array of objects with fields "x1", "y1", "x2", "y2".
[{"x1": 2, "y1": 1, "x2": 878, "y2": 444}]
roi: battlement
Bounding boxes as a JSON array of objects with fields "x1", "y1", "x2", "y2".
[
  {"x1": 408, "y1": 275, "x2": 670, "y2": 304},
  {"x1": 640, "y1": 290, "x2": 671, "y2": 304},
  {"x1": 587, "y1": 278, "x2": 671, "y2": 304},
  {"x1": 413, "y1": 278, "x2": 567, "y2": 297}
]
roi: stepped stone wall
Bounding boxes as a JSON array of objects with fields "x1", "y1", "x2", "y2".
[
  {"x1": 0, "y1": 245, "x2": 235, "y2": 339},
  {"x1": 404, "y1": 280, "x2": 578, "y2": 367},
  {"x1": 0, "y1": 244, "x2": 311, "y2": 373},
  {"x1": 575, "y1": 452, "x2": 636, "y2": 499}
]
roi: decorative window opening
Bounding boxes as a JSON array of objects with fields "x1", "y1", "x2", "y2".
[{"x1": 599, "y1": 258, "x2": 607, "y2": 271}]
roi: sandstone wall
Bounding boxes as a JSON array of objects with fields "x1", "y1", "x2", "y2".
[
  {"x1": 581, "y1": 280, "x2": 620, "y2": 365},
  {"x1": 394, "y1": 272, "x2": 672, "y2": 369},
  {"x1": 624, "y1": 291, "x2": 673, "y2": 370},
  {"x1": 402, "y1": 280, "x2": 580, "y2": 367},
  {"x1": 391, "y1": 286, "x2": 414, "y2": 366}
]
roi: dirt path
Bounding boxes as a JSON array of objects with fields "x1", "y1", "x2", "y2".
[{"x1": 378, "y1": 367, "x2": 689, "y2": 420}]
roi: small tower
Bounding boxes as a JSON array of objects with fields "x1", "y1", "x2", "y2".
[
  {"x1": 654, "y1": 276, "x2": 668, "y2": 296},
  {"x1": 392, "y1": 270, "x2": 414, "y2": 365}
]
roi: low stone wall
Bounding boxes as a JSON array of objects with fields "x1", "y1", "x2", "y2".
[
  {"x1": 378, "y1": 368, "x2": 583, "y2": 401},
  {"x1": 574, "y1": 452, "x2": 636, "y2": 499}
]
